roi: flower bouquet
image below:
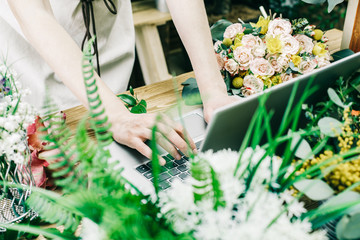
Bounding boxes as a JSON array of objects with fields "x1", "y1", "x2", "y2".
[
  {"x1": 0, "y1": 64, "x2": 37, "y2": 226},
  {"x1": 212, "y1": 14, "x2": 331, "y2": 96}
]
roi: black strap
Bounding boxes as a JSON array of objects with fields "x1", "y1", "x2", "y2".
[{"x1": 80, "y1": 0, "x2": 117, "y2": 76}]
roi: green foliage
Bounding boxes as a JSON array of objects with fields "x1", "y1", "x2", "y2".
[
  {"x1": 118, "y1": 86, "x2": 147, "y2": 114},
  {"x1": 191, "y1": 156, "x2": 226, "y2": 210}
]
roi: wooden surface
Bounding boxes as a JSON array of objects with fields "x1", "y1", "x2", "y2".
[
  {"x1": 349, "y1": 1, "x2": 360, "y2": 52},
  {"x1": 64, "y1": 29, "x2": 343, "y2": 133},
  {"x1": 132, "y1": 1, "x2": 172, "y2": 84}
]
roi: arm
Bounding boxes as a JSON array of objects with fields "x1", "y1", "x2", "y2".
[
  {"x1": 8, "y1": 0, "x2": 196, "y2": 162},
  {"x1": 166, "y1": 0, "x2": 240, "y2": 122}
]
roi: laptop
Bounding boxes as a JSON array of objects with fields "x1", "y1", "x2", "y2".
[{"x1": 108, "y1": 51, "x2": 360, "y2": 196}]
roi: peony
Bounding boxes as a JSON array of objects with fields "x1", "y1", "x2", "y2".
[
  {"x1": 298, "y1": 58, "x2": 317, "y2": 74},
  {"x1": 233, "y1": 46, "x2": 254, "y2": 71},
  {"x1": 224, "y1": 59, "x2": 239, "y2": 75},
  {"x1": 250, "y1": 58, "x2": 275, "y2": 76},
  {"x1": 280, "y1": 34, "x2": 300, "y2": 55},
  {"x1": 223, "y1": 23, "x2": 245, "y2": 40},
  {"x1": 295, "y1": 34, "x2": 314, "y2": 54},
  {"x1": 267, "y1": 18, "x2": 292, "y2": 36}
]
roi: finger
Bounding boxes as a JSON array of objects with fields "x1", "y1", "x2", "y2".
[
  {"x1": 131, "y1": 138, "x2": 166, "y2": 166},
  {"x1": 154, "y1": 132, "x2": 182, "y2": 160}
]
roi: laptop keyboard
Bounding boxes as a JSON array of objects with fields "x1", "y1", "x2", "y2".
[{"x1": 135, "y1": 153, "x2": 191, "y2": 191}]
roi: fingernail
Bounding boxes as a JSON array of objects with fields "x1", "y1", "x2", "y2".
[
  {"x1": 193, "y1": 148, "x2": 198, "y2": 154},
  {"x1": 175, "y1": 153, "x2": 181, "y2": 160},
  {"x1": 160, "y1": 157, "x2": 166, "y2": 166}
]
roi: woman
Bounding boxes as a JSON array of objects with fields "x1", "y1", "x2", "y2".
[{"x1": 0, "y1": 0, "x2": 238, "y2": 162}]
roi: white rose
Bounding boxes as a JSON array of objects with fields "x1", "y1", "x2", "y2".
[
  {"x1": 233, "y1": 46, "x2": 254, "y2": 71},
  {"x1": 243, "y1": 75, "x2": 264, "y2": 93},
  {"x1": 299, "y1": 58, "x2": 317, "y2": 74},
  {"x1": 223, "y1": 23, "x2": 244, "y2": 40},
  {"x1": 280, "y1": 73, "x2": 294, "y2": 82},
  {"x1": 280, "y1": 34, "x2": 300, "y2": 55},
  {"x1": 295, "y1": 34, "x2": 314, "y2": 54},
  {"x1": 315, "y1": 55, "x2": 331, "y2": 68},
  {"x1": 267, "y1": 55, "x2": 282, "y2": 73},
  {"x1": 214, "y1": 40, "x2": 223, "y2": 52},
  {"x1": 253, "y1": 44, "x2": 266, "y2": 58},
  {"x1": 224, "y1": 59, "x2": 239, "y2": 75},
  {"x1": 277, "y1": 54, "x2": 291, "y2": 70},
  {"x1": 250, "y1": 58, "x2": 275, "y2": 76},
  {"x1": 241, "y1": 35, "x2": 262, "y2": 49},
  {"x1": 267, "y1": 18, "x2": 292, "y2": 36}
]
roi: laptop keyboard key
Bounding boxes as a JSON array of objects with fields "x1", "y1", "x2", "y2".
[
  {"x1": 158, "y1": 172, "x2": 171, "y2": 182},
  {"x1": 143, "y1": 171, "x2": 153, "y2": 179},
  {"x1": 177, "y1": 164, "x2": 189, "y2": 172},
  {"x1": 175, "y1": 158, "x2": 187, "y2": 165},
  {"x1": 178, "y1": 172, "x2": 189, "y2": 180},
  {"x1": 164, "y1": 161, "x2": 178, "y2": 169},
  {"x1": 159, "y1": 181, "x2": 171, "y2": 190},
  {"x1": 168, "y1": 168, "x2": 181, "y2": 176},
  {"x1": 136, "y1": 164, "x2": 150, "y2": 173}
]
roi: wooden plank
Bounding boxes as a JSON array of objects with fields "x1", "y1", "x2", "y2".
[
  {"x1": 349, "y1": 1, "x2": 360, "y2": 52},
  {"x1": 325, "y1": 29, "x2": 343, "y2": 54}
]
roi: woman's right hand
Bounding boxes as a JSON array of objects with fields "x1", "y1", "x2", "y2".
[{"x1": 109, "y1": 111, "x2": 197, "y2": 165}]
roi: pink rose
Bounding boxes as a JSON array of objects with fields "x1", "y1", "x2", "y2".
[
  {"x1": 223, "y1": 23, "x2": 245, "y2": 40},
  {"x1": 224, "y1": 59, "x2": 239, "y2": 75},
  {"x1": 233, "y1": 46, "x2": 254, "y2": 71},
  {"x1": 280, "y1": 34, "x2": 300, "y2": 55},
  {"x1": 216, "y1": 53, "x2": 225, "y2": 70},
  {"x1": 267, "y1": 18, "x2": 292, "y2": 36},
  {"x1": 299, "y1": 58, "x2": 317, "y2": 74},
  {"x1": 295, "y1": 34, "x2": 314, "y2": 54},
  {"x1": 250, "y1": 58, "x2": 275, "y2": 76}
]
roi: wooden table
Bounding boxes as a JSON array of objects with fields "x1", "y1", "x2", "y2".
[{"x1": 64, "y1": 29, "x2": 343, "y2": 132}]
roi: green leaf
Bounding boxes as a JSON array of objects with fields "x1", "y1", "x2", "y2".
[
  {"x1": 289, "y1": 131, "x2": 313, "y2": 159},
  {"x1": 327, "y1": 0, "x2": 344, "y2": 13},
  {"x1": 181, "y1": 78, "x2": 202, "y2": 105},
  {"x1": 321, "y1": 191, "x2": 360, "y2": 212},
  {"x1": 301, "y1": 0, "x2": 326, "y2": 4},
  {"x1": 318, "y1": 117, "x2": 343, "y2": 137},
  {"x1": 130, "y1": 104, "x2": 147, "y2": 114},
  {"x1": 118, "y1": 94, "x2": 137, "y2": 106},
  {"x1": 129, "y1": 86, "x2": 135, "y2": 96},
  {"x1": 293, "y1": 179, "x2": 334, "y2": 201},
  {"x1": 350, "y1": 73, "x2": 360, "y2": 94},
  {"x1": 337, "y1": 213, "x2": 360, "y2": 239},
  {"x1": 327, "y1": 88, "x2": 346, "y2": 108},
  {"x1": 210, "y1": 19, "x2": 232, "y2": 41},
  {"x1": 331, "y1": 49, "x2": 354, "y2": 62}
]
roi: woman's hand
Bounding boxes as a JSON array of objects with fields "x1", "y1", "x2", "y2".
[{"x1": 109, "y1": 111, "x2": 197, "y2": 165}]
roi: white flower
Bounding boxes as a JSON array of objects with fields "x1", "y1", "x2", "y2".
[
  {"x1": 81, "y1": 218, "x2": 106, "y2": 240},
  {"x1": 299, "y1": 58, "x2": 317, "y2": 74},
  {"x1": 277, "y1": 53, "x2": 291, "y2": 70},
  {"x1": 267, "y1": 18, "x2": 292, "y2": 36},
  {"x1": 224, "y1": 59, "x2": 239, "y2": 75},
  {"x1": 250, "y1": 58, "x2": 275, "y2": 76},
  {"x1": 233, "y1": 46, "x2": 254, "y2": 70},
  {"x1": 295, "y1": 34, "x2": 314, "y2": 54},
  {"x1": 280, "y1": 73, "x2": 294, "y2": 82},
  {"x1": 223, "y1": 23, "x2": 244, "y2": 40},
  {"x1": 241, "y1": 35, "x2": 262, "y2": 49},
  {"x1": 280, "y1": 34, "x2": 300, "y2": 55},
  {"x1": 268, "y1": 55, "x2": 282, "y2": 73},
  {"x1": 287, "y1": 200, "x2": 307, "y2": 218},
  {"x1": 243, "y1": 75, "x2": 264, "y2": 92},
  {"x1": 315, "y1": 55, "x2": 331, "y2": 68}
]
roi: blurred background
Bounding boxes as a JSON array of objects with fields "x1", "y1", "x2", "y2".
[{"x1": 129, "y1": 0, "x2": 347, "y2": 88}]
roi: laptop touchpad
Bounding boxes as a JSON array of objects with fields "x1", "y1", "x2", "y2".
[{"x1": 179, "y1": 113, "x2": 206, "y2": 140}]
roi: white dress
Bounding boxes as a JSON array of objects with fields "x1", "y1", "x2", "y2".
[{"x1": 0, "y1": 0, "x2": 135, "y2": 111}]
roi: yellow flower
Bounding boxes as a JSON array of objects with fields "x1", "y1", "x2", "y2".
[
  {"x1": 231, "y1": 43, "x2": 242, "y2": 51},
  {"x1": 255, "y1": 16, "x2": 270, "y2": 34},
  {"x1": 313, "y1": 42, "x2": 328, "y2": 57},
  {"x1": 271, "y1": 75, "x2": 282, "y2": 86},
  {"x1": 313, "y1": 29, "x2": 324, "y2": 41},
  {"x1": 266, "y1": 35, "x2": 283, "y2": 54},
  {"x1": 291, "y1": 55, "x2": 302, "y2": 67}
]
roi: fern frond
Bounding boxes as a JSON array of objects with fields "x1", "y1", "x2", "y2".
[
  {"x1": 191, "y1": 156, "x2": 226, "y2": 209},
  {"x1": 26, "y1": 192, "x2": 81, "y2": 233},
  {"x1": 82, "y1": 38, "x2": 113, "y2": 148}
]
